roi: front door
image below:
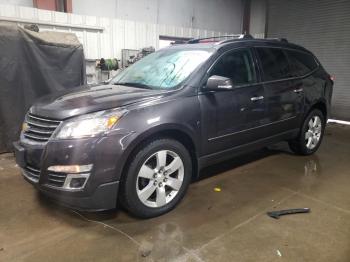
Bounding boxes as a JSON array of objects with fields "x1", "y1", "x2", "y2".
[{"x1": 198, "y1": 48, "x2": 267, "y2": 156}]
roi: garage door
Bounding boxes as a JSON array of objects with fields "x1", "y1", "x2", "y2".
[{"x1": 267, "y1": 0, "x2": 350, "y2": 120}]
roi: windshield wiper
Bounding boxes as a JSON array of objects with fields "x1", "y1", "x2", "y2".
[{"x1": 115, "y1": 82, "x2": 152, "y2": 89}]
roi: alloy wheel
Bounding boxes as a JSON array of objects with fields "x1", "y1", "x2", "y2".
[
  {"x1": 305, "y1": 116, "x2": 322, "y2": 150},
  {"x1": 136, "y1": 150, "x2": 184, "y2": 208}
]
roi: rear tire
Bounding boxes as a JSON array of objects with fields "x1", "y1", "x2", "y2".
[
  {"x1": 120, "y1": 138, "x2": 192, "y2": 218},
  {"x1": 289, "y1": 109, "x2": 325, "y2": 155}
]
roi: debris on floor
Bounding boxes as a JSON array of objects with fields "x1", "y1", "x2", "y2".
[
  {"x1": 276, "y1": 249, "x2": 282, "y2": 257},
  {"x1": 267, "y1": 208, "x2": 311, "y2": 219},
  {"x1": 139, "y1": 240, "x2": 153, "y2": 258},
  {"x1": 214, "y1": 187, "x2": 221, "y2": 192},
  {"x1": 140, "y1": 249, "x2": 152, "y2": 258}
]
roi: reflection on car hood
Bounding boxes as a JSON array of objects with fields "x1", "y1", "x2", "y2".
[{"x1": 29, "y1": 84, "x2": 167, "y2": 120}]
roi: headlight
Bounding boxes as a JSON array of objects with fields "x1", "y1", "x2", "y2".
[{"x1": 53, "y1": 109, "x2": 127, "y2": 139}]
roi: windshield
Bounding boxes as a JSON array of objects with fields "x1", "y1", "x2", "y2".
[{"x1": 111, "y1": 48, "x2": 213, "y2": 90}]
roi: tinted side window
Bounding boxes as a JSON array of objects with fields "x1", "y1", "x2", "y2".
[
  {"x1": 256, "y1": 47, "x2": 290, "y2": 81},
  {"x1": 286, "y1": 50, "x2": 318, "y2": 77},
  {"x1": 210, "y1": 49, "x2": 257, "y2": 86}
]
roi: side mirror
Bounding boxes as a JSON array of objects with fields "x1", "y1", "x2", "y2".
[{"x1": 205, "y1": 75, "x2": 234, "y2": 91}]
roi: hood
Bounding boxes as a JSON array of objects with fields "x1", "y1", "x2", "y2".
[{"x1": 30, "y1": 84, "x2": 166, "y2": 120}]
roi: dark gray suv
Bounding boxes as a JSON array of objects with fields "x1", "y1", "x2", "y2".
[{"x1": 14, "y1": 35, "x2": 333, "y2": 218}]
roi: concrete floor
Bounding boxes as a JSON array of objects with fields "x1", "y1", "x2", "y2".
[{"x1": 0, "y1": 124, "x2": 349, "y2": 262}]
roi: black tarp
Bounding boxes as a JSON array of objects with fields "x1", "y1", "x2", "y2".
[{"x1": 0, "y1": 22, "x2": 86, "y2": 153}]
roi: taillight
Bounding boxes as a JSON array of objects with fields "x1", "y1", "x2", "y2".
[{"x1": 330, "y1": 75, "x2": 335, "y2": 81}]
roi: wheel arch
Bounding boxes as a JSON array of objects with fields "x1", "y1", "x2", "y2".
[
  {"x1": 118, "y1": 125, "x2": 199, "y2": 189},
  {"x1": 306, "y1": 100, "x2": 328, "y2": 120}
]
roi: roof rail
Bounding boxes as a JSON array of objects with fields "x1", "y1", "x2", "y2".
[
  {"x1": 187, "y1": 34, "x2": 254, "y2": 44},
  {"x1": 264, "y1": 37, "x2": 288, "y2": 43}
]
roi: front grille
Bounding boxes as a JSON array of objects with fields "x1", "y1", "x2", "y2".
[
  {"x1": 23, "y1": 114, "x2": 61, "y2": 143},
  {"x1": 47, "y1": 173, "x2": 67, "y2": 188},
  {"x1": 22, "y1": 165, "x2": 40, "y2": 183}
]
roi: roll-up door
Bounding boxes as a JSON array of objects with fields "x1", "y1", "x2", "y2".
[{"x1": 267, "y1": 0, "x2": 350, "y2": 120}]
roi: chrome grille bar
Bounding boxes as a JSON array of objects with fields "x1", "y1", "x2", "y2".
[
  {"x1": 22, "y1": 113, "x2": 61, "y2": 143},
  {"x1": 22, "y1": 165, "x2": 41, "y2": 183}
]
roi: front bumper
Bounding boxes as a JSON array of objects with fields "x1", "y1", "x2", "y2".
[
  {"x1": 37, "y1": 180, "x2": 119, "y2": 211},
  {"x1": 13, "y1": 133, "x2": 128, "y2": 211}
]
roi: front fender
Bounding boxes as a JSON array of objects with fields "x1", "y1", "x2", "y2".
[{"x1": 109, "y1": 96, "x2": 201, "y2": 181}]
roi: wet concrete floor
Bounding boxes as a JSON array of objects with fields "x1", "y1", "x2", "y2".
[{"x1": 0, "y1": 123, "x2": 349, "y2": 261}]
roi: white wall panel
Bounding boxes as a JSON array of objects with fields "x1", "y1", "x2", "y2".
[
  {"x1": 124, "y1": 20, "x2": 137, "y2": 50},
  {"x1": 113, "y1": 19, "x2": 125, "y2": 59},
  {"x1": 18, "y1": 5, "x2": 35, "y2": 19},
  {"x1": 99, "y1": 17, "x2": 112, "y2": 58},
  {"x1": 71, "y1": 29, "x2": 84, "y2": 47},
  {"x1": 70, "y1": 13, "x2": 83, "y2": 25},
  {"x1": 54, "y1": 11, "x2": 68, "y2": 24},
  {"x1": 72, "y1": 0, "x2": 243, "y2": 33},
  {"x1": 0, "y1": 4, "x2": 233, "y2": 60},
  {"x1": 0, "y1": 0, "x2": 32, "y2": 7},
  {"x1": 0, "y1": 4, "x2": 16, "y2": 17},
  {"x1": 1, "y1": 0, "x2": 242, "y2": 35},
  {"x1": 145, "y1": 23, "x2": 158, "y2": 49},
  {"x1": 37, "y1": 9, "x2": 52, "y2": 22},
  {"x1": 86, "y1": 30, "x2": 99, "y2": 58},
  {"x1": 85, "y1": 15, "x2": 97, "y2": 27}
]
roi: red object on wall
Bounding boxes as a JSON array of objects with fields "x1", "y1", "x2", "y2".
[
  {"x1": 33, "y1": 0, "x2": 72, "y2": 13},
  {"x1": 33, "y1": 0, "x2": 56, "y2": 11},
  {"x1": 65, "y1": 0, "x2": 72, "y2": 13}
]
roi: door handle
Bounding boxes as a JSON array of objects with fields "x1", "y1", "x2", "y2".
[
  {"x1": 250, "y1": 96, "x2": 264, "y2": 101},
  {"x1": 294, "y1": 88, "x2": 303, "y2": 93}
]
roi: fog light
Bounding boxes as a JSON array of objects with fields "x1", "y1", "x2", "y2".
[
  {"x1": 48, "y1": 164, "x2": 93, "y2": 173},
  {"x1": 69, "y1": 177, "x2": 87, "y2": 188},
  {"x1": 62, "y1": 173, "x2": 90, "y2": 190}
]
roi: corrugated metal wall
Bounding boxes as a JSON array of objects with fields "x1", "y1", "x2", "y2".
[
  {"x1": 267, "y1": 0, "x2": 350, "y2": 120},
  {"x1": 250, "y1": 0, "x2": 266, "y2": 38},
  {"x1": 72, "y1": 0, "x2": 244, "y2": 33},
  {"x1": 0, "y1": 4, "x2": 234, "y2": 60}
]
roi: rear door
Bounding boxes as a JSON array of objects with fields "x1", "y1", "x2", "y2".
[
  {"x1": 284, "y1": 48, "x2": 320, "y2": 122},
  {"x1": 255, "y1": 47, "x2": 303, "y2": 135}
]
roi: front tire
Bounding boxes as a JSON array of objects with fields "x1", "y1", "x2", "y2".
[
  {"x1": 289, "y1": 109, "x2": 325, "y2": 155},
  {"x1": 120, "y1": 138, "x2": 192, "y2": 218}
]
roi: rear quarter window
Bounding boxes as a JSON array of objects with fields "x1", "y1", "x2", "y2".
[
  {"x1": 285, "y1": 49, "x2": 318, "y2": 77},
  {"x1": 256, "y1": 47, "x2": 290, "y2": 81}
]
